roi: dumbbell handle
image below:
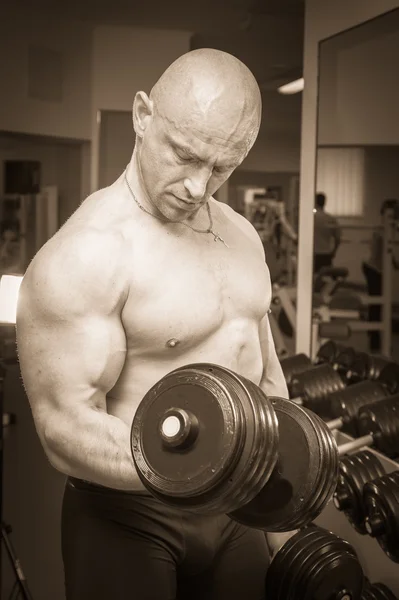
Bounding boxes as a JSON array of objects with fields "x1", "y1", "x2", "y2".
[{"x1": 337, "y1": 434, "x2": 374, "y2": 457}]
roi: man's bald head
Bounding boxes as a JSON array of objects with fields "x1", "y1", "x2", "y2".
[{"x1": 149, "y1": 49, "x2": 262, "y2": 153}]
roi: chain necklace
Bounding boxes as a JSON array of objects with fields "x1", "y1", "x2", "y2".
[{"x1": 124, "y1": 170, "x2": 229, "y2": 247}]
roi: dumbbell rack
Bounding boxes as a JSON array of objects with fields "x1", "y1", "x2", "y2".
[{"x1": 315, "y1": 430, "x2": 399, "y2": 595}]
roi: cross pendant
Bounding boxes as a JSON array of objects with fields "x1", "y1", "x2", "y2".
[{"x1": 213, "y1": 232, "x2": 229, "y2": 248}]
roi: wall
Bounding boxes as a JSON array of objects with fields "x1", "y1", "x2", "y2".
[
  {"x1": 297, "y1": 0, "x2": 399, "y2": 355},
  {"x1": 91, "y1": 26, "x2": 192, "y2": 191},
  {"x1": 0, "y1": 4, "x2": 92, "y2": 141}
]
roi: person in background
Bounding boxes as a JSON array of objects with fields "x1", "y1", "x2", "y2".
[
  {"x1": 362, "y1": 199, "x2": 399, "y2": 352},
  {"x1": 313, "y1": 192, "x2": 341, "y2": 273}
]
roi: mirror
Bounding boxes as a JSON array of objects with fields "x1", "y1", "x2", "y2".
[{"x1": 312, "y1": 9, "x2": 399, "y2": 361}]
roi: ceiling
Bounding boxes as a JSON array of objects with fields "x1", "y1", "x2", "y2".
[{"x1": 13, "y1": 0, "x2": 305, "y2": 139}]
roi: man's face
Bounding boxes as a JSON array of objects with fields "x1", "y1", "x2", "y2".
[{"x1": 138, "y1": 109, "x2": 250, "y2": 221}]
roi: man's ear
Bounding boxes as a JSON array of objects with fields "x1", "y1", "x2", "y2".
[{"x1": 132, "y1": 92, "x2": 154, "y2": 137}]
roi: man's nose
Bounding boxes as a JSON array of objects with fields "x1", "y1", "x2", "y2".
[{"x1": 184, "y1": 167, "x2": 212, "y2": 200}]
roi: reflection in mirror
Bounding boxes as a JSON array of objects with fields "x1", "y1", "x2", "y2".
[{"x1": 313, "y1": 9, "x2": 399, "y2": 363}]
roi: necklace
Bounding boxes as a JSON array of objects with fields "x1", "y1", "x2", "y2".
[{"x1": 124, "y1": 170, "x2": 229, "y2": 247}]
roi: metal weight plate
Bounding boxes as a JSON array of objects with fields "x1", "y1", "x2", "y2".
[
  {"x1": 316, "y1": 341, "x2": 347, "y2": 365},
  {"x1": 363, "y1": 471, "x2": 399, "y2": 563},
  {"x1": 265, "y1": 525, "x2": 364, "y2": 600},
  {"x1": 290, "y1": 363, "x2": 345, "y2": 417},
  {"x1": 333, "y1": 347, "x2": 361, "y2": 382},
  {"x1": 228, "y1": 398, "x2": 339, "y2": 531},
  {"x1": 329, "y1": 381, "x2": 389, "y2": 437},
  {"x1": 378, "y1": 362, "x2": 399, "y2": 395},
  {"x1": 349, "y1": 354, "x2": 392, "y2": 383},
  {"x1": 333, "y1": 451, "x2": 385, "y2": 534},
  {"x1": 280, "y1": 353, "x2": 312, "y2": 391},
  {"x1": 357, "y1": 395, "x2": 399, "y2": 458},
  {"x1": 362, "y1": 583, "x2": 398, "y2": 600},
  {"x1": 185, "y1": 363, "x2": 280, "y2": 512},
  {"x1": 131, "y1": 363, "x2": 279, "y2": 514}
]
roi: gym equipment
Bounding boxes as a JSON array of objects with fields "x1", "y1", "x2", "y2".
[
  {"x1": 228, "y1": 397, "x2": 338, "y2": 531},
  {"x1": 132, "y1": 364, "x2": 339, "y2": 531},
  {"x1": 344, "y1": 353, "x2": 392, "y2": 384},
  {"x1": 363, "y1": 471, "x2": 399, "y2": 563},
  {"x1": 326, "y1": 380, "x2": 390, "y2": 437},
  {"x1": 280, "y1": 353, "x2": 312, "y2": 392},
  {"x1": 378, "y1": 362, "x2": 399, "y2": 395},
  {"x1": 337, "y1": 395, "x2": 399, "y2": 458},
  {"x1": 265, "y1": 524, "x2": 364, "y2": 600},
  {"x1": 316, "y1": 340, "x2": 348, "y2": 366},
  {"x1": 362, "y1": 582, "x2": 398, "y2": 599},
  {"x1": 333, "y1": 451, "x2": 385, "y2": 534},
  {"x1": 290, "y1": 363, "x2": 345, "y2": 416},
  {"x1": 131, "y1": 363, "x2": 279, "y2": 514}
]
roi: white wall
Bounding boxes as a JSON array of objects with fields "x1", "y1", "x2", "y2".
[
  {"x1": 297, "y1": 0, "x2": 399, "y2": 355},
  {"x1": 91, "y1": 26, "x2": 192, "y2": 191},
  {"x1": 0, "y1": 4, "x2": 92, "y2": 140}
]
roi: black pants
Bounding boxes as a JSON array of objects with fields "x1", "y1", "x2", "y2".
[
  {"x1": 362, "y1": 262, "x2": 382, "y2": 352},
  {"x1": 314, "y1": 253, "x2": 333, "y2": 273},
  {"x1": 61, "y1": 478, "x2": 270, "y2": 600}
]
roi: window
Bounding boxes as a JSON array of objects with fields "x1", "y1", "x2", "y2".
[{"x1": 316, "y1": 147, "x2": 365, "y2": 216}]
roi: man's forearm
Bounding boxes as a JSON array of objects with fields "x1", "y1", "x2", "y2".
[
  {"x1": 260, "y1": 373, "x2": 289, "y2": 399},
  {"x1": 44, "y1": 409, "x2": 146, "y2": 491}
]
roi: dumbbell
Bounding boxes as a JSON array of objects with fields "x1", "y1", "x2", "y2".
[
  {"x1": 337, "y1": 395, "x2": 399, "y2": 458},
  {"x1": 324, "y1": 380, "x2": 390, "y2": 437},
  {"x1": 265, "y1": 524, "x2": 364, "y2": 600},
  {"x1": 332, "y1": 450, "x2": 385, "y2": 534},
  {"x1": 363, "y1": 470, "x2": 399, "y2": 563},
  {"x1": 343, "y1": 353, "x2": 393, "y2": 385},
  {"x1": 131, "y1": 362, "x2": 339, "y2": 531},
  {"x1": 316, "y1": 340, "x2": 349, "y2": 366},
  {"x1": 377, "y1": 362, "x2": 399, "y2": 395},
  {"x1": 290, "y1": 363, "x2": 346, "y2": 417},
  {"x1": 280, "y1": 353, "x2": 313, "y2": 394},
  {"x1": 362, "y1": 582, "x2": 398, "y2": 600}
]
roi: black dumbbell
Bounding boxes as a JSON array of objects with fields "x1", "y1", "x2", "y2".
[
  {"x1": 325, "y1": 380, "x2": 390, "y2": 437},
  {"x1": 345, "y1": 353, "x2": 393, "y2": 385},
  {"x1": 265, "y1": 524, "x2": 364, "y2": 600},
  {"x1": 316, "y1": 340, "x2": 349, "y2": 366},
  {"x1": 131, "y1": 363, "x2": 339, "y2": 532},
  {"x1": 332, "y1": 450, "x2": 385, "y2": 534},
  {"x1": 338, "y1": 395, "x2": 399, "y2": 458},
  {"x1": 290, "y1": 363, "x2": 346, "y2": 417},
  {"x1": 378, "y1": 362, "x2": 399, "y2": 395},
  {"x1": 280, "y1": 353, "x2": 313, "y2": 394},
  {"x1": 363, "y1": 471, "x2": 399, "y2": 563},
  {"x1": 362, "y1": 581, "x2": 398, "y2": 599}
]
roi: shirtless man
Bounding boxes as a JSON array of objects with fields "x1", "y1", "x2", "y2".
[{"x1": 16, "y1": 49, "x2": 289, "y2": 600}]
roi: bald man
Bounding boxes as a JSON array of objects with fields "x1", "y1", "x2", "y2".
[{"x1": 16, "y1": 49, "x2": 289, "y2": 600}]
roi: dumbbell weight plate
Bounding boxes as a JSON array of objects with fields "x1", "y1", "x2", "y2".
[
  {"x1": 378, "y1": 362, "x2": 399, "y2": 395},
  {"x1": 290, "y1": 363, "x2": 345, "y2": 417},
  {"x1": 329, "y1": 381, "x2": 389, "y2": 437},
  {"x1": 265, "y1": 525, "x2": 364, "y2": 600},
  {"x1": 333, "y1": 451, "x2": 385, "y2": 534},
  {"x1": 362, "y1": 582, "x2": 398, "y2": 599},
  {"x1": 363, "y1": 471, "x2": 399, "y2": 563},
  {"x1": 229, "y1": 398, "x2": 339, "y2": 531},
  {"x1": 131, "y1": 363, "x2": 279, "y2": 514},
  {"x1": 357, "y1": 395, "x2": 399, "y2": 458},
  {"x1": 280, "y1": 353, "x2": 313, "y2": 393},
  {"x1": 316, "y1": 341, "x2": 347, "y2": 365}
]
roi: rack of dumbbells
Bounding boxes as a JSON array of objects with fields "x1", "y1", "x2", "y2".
[{"x1": 280, "y1": 340, "x2": 399, "y2": 598}]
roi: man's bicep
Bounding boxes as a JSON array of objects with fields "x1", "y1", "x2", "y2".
[{"x1": 16, "y1": 242, "x2": 127, "y2": 443}]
